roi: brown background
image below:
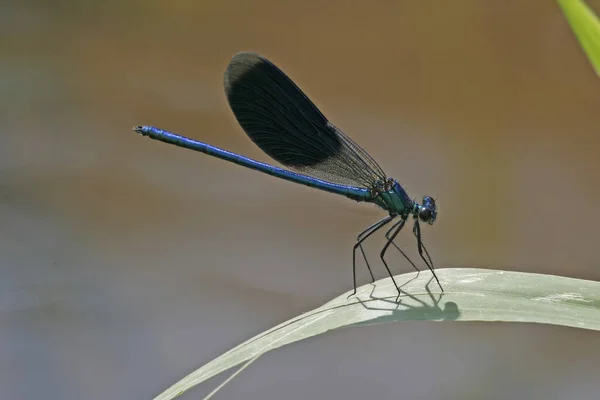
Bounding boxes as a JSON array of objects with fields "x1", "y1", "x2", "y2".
[{"x1": 2, "y1": 1, "x2": 600, "y2": 399}]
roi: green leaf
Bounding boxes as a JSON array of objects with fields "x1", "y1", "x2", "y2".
[
  {"x1": 557, "y1": 0, "x2": 600, "y2": 77},
  {"x1": 154, "y1": 268, "x2": 600, "y2": 400}
]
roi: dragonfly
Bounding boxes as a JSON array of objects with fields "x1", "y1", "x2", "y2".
[{"x1": 134, "y1": 51, "x2": 442, "y2": 295}]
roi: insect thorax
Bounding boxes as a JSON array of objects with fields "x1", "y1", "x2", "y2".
[{"x1": 371, "y1": 178, "x2": 413, "y2": 215}]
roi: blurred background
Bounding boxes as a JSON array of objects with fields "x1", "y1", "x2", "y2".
[{"x1": 2, "y1": 1, "x2": 600, "y2": 399}]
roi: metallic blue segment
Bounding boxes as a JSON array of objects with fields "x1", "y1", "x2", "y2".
[
  {"x1": 373, "y1": 182, "x2": 413, "y2": 215},
  {"x1": 135, "y1": 126, "x2": 372, "y2": 203},
  {"x1": 392, "y1": 182, "x2": 413, "y2": 209}
]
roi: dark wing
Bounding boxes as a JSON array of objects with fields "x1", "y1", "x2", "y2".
[{"x1": 223, "y1": 51, "x2": 387, "y2": 189}]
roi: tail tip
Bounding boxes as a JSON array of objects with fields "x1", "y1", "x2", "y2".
[{"x1": 133, "y1": 125, "x2": 150, "y2": 136}]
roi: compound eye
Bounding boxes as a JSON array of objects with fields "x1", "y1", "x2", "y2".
[
  {"x1": 419, "y1": 207, "x2": 432, "y2": 222},
  {"x1": 423, "y1": 196, "x2": 436, "y2": 208}
]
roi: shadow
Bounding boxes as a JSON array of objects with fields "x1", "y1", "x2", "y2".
[{"x1": 353, "y1": 276, "x2": 460, "y2": 324}]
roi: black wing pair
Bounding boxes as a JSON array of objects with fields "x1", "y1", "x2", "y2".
[{"x1": 224, "y1": 52, "x2": 387, "y2": 189}]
